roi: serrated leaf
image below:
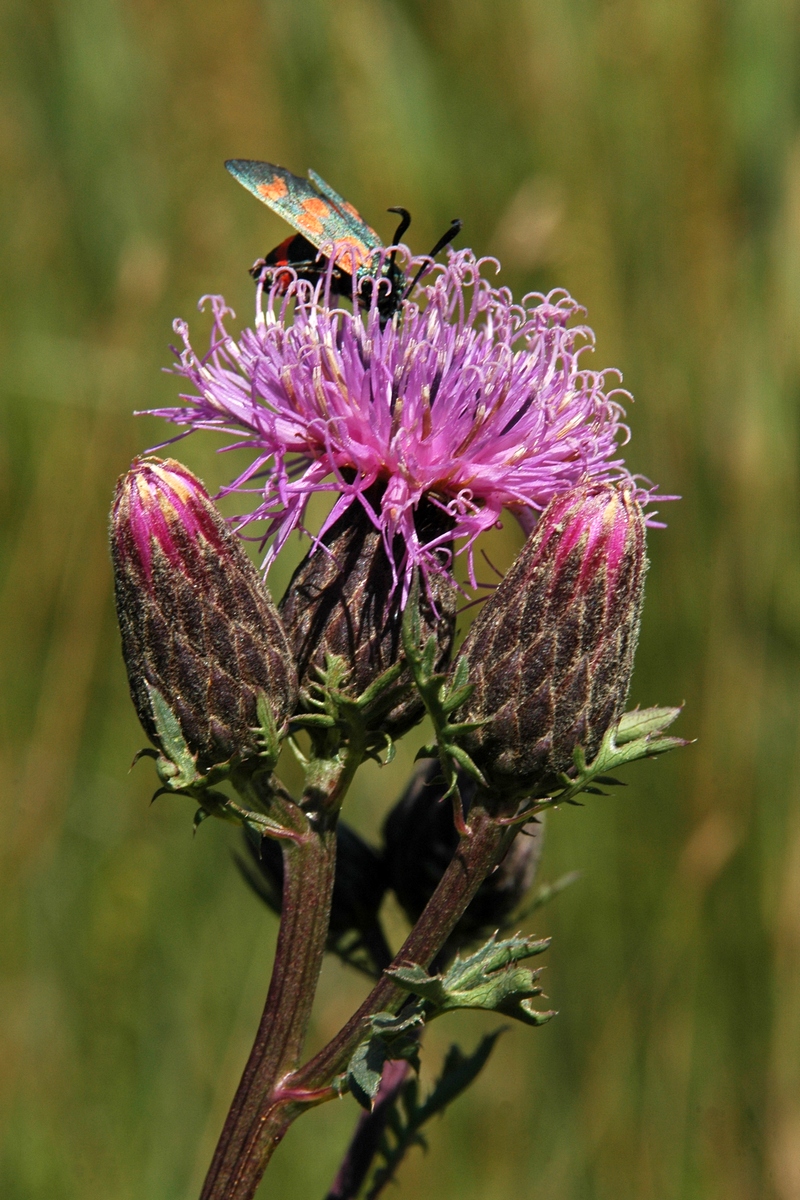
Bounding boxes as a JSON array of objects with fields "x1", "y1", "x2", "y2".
[
  {"x1": 519, "y1": 1000, "x2": 557, "y2": 1025},
  {"x1": 615, "y1": 705, "x2": 683, "y2": 744},
  {"x1": 538, "y1": 708, "x2": 687, "y2": 811},
  {"x1": 447, "y1": 931, "x2": 550, "y2": 982},
  {"x1": 440, "y1": 683, "x2": 473, "y2": 714},
  {"x1": 421, "y1": 635, "x2": 437, "y2": 675},
  {"x1": 253, "y1": 691, "x2": 281, "y2": 770},
  {"x1": 348, "y1": 1035, "x2": 392, "y2": 1108},
  {"x1": 445, "y1": 742, "x2": 487, "y2": 785},
  {"x1": 362, "y1": 1031, "x2": 505, "y2": 1200},
  {"x1": 386, "y1": 933, "x2": 552, "y2": 1026},
  {"x1": 451, "y1": 654, "x2": 470, "y2": 691},
  {"x1": 146, "y1": 682, "x2": 202, "y2": 789},
  {"x1": 400, "y1": 570, "x2": 484, "y2": 807},
  {"x1": 346, "y1": 1008, "x2": 425, "y2": 1110},
  {"x1": 290, "y1": 713, "x2": 337, "y2": 729}
]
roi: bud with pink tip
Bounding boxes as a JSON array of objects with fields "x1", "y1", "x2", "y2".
[
  {"x1": 454, "y1": 483, "x2": 647, "y2": 801},
  {"x1": 110, "y1": 457, "x2": 298, "y2": 775}
]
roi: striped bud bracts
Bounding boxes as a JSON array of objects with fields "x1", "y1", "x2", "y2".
[
  {"x1": 279, "y1": 487, "x2": 456, "y2": 737},
  {"x1": 454, "y1": 483, "x2": 647, "y2": 799},
  {"x1": 111, "y1": 457, "x2": 298, "y2": 775}
]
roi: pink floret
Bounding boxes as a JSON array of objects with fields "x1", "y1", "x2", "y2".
[{"x1": 152, "y1": 246, "x2": 667, "y2": 594}]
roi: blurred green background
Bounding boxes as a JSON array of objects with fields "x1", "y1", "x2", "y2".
[{"x1": 2, "y1": 0, "x2": 799, "y2": 1196}]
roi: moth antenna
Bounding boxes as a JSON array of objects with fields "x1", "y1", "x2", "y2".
[
  {"x1": 403, "y1": 218, "x2": 462, "y2": 298},
  {"x1": 386, "y1": 206, "x2": 412, "y2": 281},
  {"x1": 387, "y1": 206, "x2": 412, "y2": 243}
]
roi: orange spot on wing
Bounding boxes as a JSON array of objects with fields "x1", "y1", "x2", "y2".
[
  {"x1": 296, "y1": 212, "x2": 325, "y2": 237},
  {"x1": 257, "y1": 177, "x2": 289, "y2": 202},
  {"x1": 332, "y1": 236, "x2": 370, "y2": 268},
  {"x1": 302, "y1": 197, "x2": 332, "y2": 219},
  {"x1": 340, "y1": 201, "x2": 363, "y2": 221}
]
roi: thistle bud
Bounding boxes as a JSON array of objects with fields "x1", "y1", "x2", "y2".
[
  {"x1": 382, "y1": 761, "x2": 544, "y2": 953},
  {"x1": 454, "y1": 483, "x2": 647, "y2": 799},
  {"x1": 279, "y1": 485, "x2": 456, "y2": 736},
  {"x1": 110, "y1": 457, "x2": 298, "y2": 774}
]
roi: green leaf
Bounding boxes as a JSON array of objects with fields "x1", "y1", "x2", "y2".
[
  {"x1": 146, "y1": 682, "x2": 203, "y2": 790},
  {"x1": 346, "y1": 1009, "x2": 425, "y2": 1109},
  {"x1": 363, "y1": 1031, "x2": 504, "y2": 1200},
  {"x1": 289, "y1": 713, "x2": 337, "y2": 730},
  {"x1": 615, "y1": 705, "x2": 683, "y2": 744},
  {"x1": 400, "y1": 571, "x2": 486, "y2": 809},
  {"x1": 386, "y1": 933, "x2": 555, "y2": 1027},
  {"x1": 253, "y1": 691, "x2": 281, "y2": 771},
  {"x1": 510, "y1": 705, "x2": 688, "y2": 819}
]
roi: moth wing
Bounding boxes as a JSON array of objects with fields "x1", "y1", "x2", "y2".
[
  {"x1": 307, "y1": 169, "x2": 383, "y2": 250},
  {"x1": 225, "y1": 160, "x2": 323, "y2": 239},
  {"x1": 225, "y1": 159, "x2": 381, "y2": 274}
]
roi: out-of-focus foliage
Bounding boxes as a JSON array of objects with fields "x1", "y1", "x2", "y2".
[{"x1": 1, "y1": 0, "x2": 799, "y2": 1196}]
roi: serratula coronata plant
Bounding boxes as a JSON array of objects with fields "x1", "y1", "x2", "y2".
[
  {"x1": 111, "y1": 205, "x2": 685, "y2": 1200},
  {"x1": 157, "y1": 247, "x2": 660, "y2": 591},
  {"x1": 278, "y1": 483, "x2": 458, "y2": 739},
  {"x1": 453, "y1": 481, "x2": 647, "y2": 804},
  {"x1": 111, "y1": 457, "x2": 297, "y2": 787}
]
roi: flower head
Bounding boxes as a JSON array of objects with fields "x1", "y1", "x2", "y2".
[
  {"x1": 279, "y1": 482, "x2": 457, "y2": 737},
  {"x1": 453, "y1": 480, "x2": 647, "y2": 801},
  {"x1": 110, "y1": 456, "x2": 298, "y2": 773},
  {"x1": 154, "y1": 247, "x2": 661, "y2": 595}
]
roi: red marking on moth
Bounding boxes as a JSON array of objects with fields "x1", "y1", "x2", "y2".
[
  {"x1": 267, "y1": 236, "x2": 296, "y2": 266},
  {"x1": 301, "y1": 197, "x2": 332, "y2": 220},
  {"x1": 331, "y1": 235, "x2": 369, "y2": 267},
  {"x1": 340, "y1": 200, "x2": 363, "y2": 220},
  {"x1": 295, "y1": 211, "x2": 325, "y2": 237},
  {"x1": 258, "y1": 177, "x2": 289, "y2": 202}
]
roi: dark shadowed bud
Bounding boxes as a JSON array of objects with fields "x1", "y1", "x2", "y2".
[
  {"x1": 238, "y1": 821, "x2": 392, "y2": 977},
  {"x1": 383, "y1": 760, "x2": 544, "y2": 954},
  {"x1": 279, "y1": 484, "x2": 456, "y2": 737},
  {"x1": 111, "y1": 457, "x2": 298, "y2": 774},
  {"x1": 454, "y1": 482, "x2": 647, "y2": 800}
]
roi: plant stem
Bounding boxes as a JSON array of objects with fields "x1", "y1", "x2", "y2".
[
  {"x1": 206, "y1": 804, "x2": 509, "y2": 1200},
  {"x1": 298, "y1": 805, "x2": 508, "y2": 1089},
  {"x1": 199, "y1": 820, "x2": 337, "y2": 1200},
  {"x1": 324, "y1": 1058, "x2": 411, "y2": 1200}
]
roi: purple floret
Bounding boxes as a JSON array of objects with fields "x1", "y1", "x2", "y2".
[{"x1": 153, "y1": 246, "x2": 664, "y2": 595}]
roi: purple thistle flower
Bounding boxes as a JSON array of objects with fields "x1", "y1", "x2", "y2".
[{"x1": 153, "y1": 247, "x2": 662, "y2": 594}]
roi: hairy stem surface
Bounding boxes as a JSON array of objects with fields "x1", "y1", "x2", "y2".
[
  {"x1": 199, "y1": 817, "x2": 337, "y2": 1200},
  {"x1": 209, "y1": 805, "x2": 508, "y2": 1200}
]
